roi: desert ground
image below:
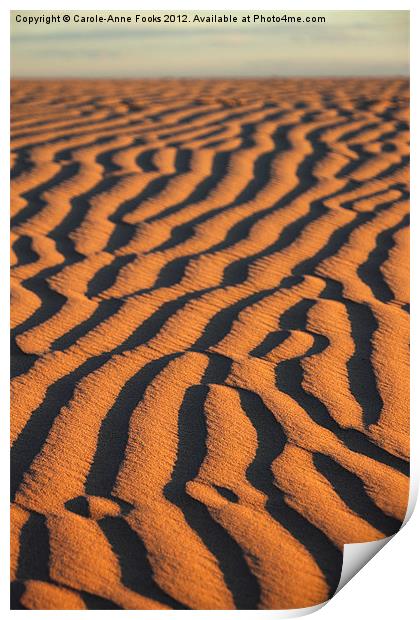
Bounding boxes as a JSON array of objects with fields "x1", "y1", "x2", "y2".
[{"x1": 11, "y1": 78, "x2": 409, "y2": 610}]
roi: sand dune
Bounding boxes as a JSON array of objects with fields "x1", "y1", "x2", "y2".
[{"x1": 10, "y1": 78, "x2": 409, "y2": 610}]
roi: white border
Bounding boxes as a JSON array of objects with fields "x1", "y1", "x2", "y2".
[{"x1": 2, "y1": 1, "x2": 416, "y2": 617}]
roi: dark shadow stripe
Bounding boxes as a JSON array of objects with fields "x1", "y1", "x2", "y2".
[
  {"x1": 51, "y1": 298, "x2": 124, "y2": 350},
  {"x1": 11, "y1": 162, "x2": 80, "y2": 228},
  {"x1": 357, "y1": 213, "x2": 409, "y2": 303},
  {"x1": 65, "y1": 495, "x2": 90, "y2": 518},
  {"x1": 9, "y1": 114, "x2": 178, "y2": 151},
  {"x1": 16, "y1": 512, "x2": 50, "y2": 582},
  {"x1": 98, "y1": 517, "x2": 187, "y2": 609},
  {"x1": 145, "y1": 116, "x2": 349, "y2": 292},
  {"x1": 95, "y1": 139, "x2": 138, "y2": 174},
  {"x1": 153, "y1": 255, "x2": 191, "y2": 289},
  {"x1": 149, "y1": 118, "x2": 302, "y2": 253},
  {"x1": 341, "y1": 187, "x2": 394, "y2": 211},
  {"x1": 54, "y1": 134, "x2": 116, "y2": 163},
  {"x1": 12, "y1": 111, "x2": 126, "y2": 141},
  {"x1": 12, "y1": 235, "x2": 38, "y2": 267},
  {"x1": 10, "y1": 581, "x2": 27, "y2": 609},
  {"x1": 157, "y1": 103, "x2": 275, "y2": 147},
  {"x1": 136, "y1": 148, "x2": 160, "y2": 172},
  {"x1": 313, "y1": 453, "x2": 402, "y2": 536},
  {"x1": 11, "y1": 274, "x2": 67, "y2": 339},
  {"x1": 80, "y1": 590, "x2": 122, "y2": 610},
  {"x1": 103, "y1": 221, "x2": 137, "y2": 254},
  {"x1": 376, "y1": 155, "x2": 409, "y2": 180},
  {"x1": 292, "y1": 190, "x2": 409, "y2": 285},
  {"x1": 11, "y1": 354, "x2": 110, "y2": 501},
  {"x1": 111, "y1": 293, "x2": 208, "y2": 353},
  {"x1": 333, "y1": 428, "x2": 409, "y2": 477},
  {"x1": 174, "y1": 148, "x2": 193, "y2": 174},
  {"x1": 337, "y1": 144, "x2": 373, "y2": 178},
  {"x1": 85, "y1": 354, "x2": 178, "y2": 498},
  {"x1": 214, "y1": 486, "x2": 239, "y2": 502},
  {"x1": 318, "y1": 278, "x2": 384, "y2": 428},
  {"x1": 238, "y1": 388, "x2": 342, "y2": 597},
  {"x1": 11, "y1": 337, "x2": 38, "y2": 379},
  {"x1": 345, "y1": 301, "x2": 383, "y2": 427},
  {"x1": 193, "y1": 289, "x2": 274, "y2": 351},
  {"x1": 222, "y1": 203, "x2": 328, "y2": 287},
  {"x1": 170, "y1": 125, "x2": 227, "y2": 148},
  {"x1": 49, "y1": 175, "x2": 121, "y2": 262},
  {"x1": 250, "y1": 330, "x2": 289, "y2": 358},
  {"x1": 338, "y1": 122, "x2": 379, "y2": 143},
  {"x1": 12, "y1": 292, "x2": 214, "y2": 499},
  {"x1": 146, "y1": 155, "x2": 233, "y2": 252},
  {"x1": 274, "y1": 292, "x2": 408, "y2": 473},
  {"x1": 105, "y1": 148, "x2": 198, "y2": 250},
  {"x1": 86, "y1": 254, "x2": 136, "y2": 299},
  {"x1": 200, "y1": 351, "x2": 232, "y2": 385},
  {"x1": 291, "y1": 210, "x2": 372, "y2": 278},
  {"x1": 10, "y1": 147, "x2": 33, "y2": 180},
  {"x1": 164, "y1": 384, "x2": 261, "y2": 610},
  {"x1": 147, "y1": 139, "x2": 251, "y2": 225}
]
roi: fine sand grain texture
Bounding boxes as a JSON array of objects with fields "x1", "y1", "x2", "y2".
[{"x1": 10, "y1": 78, "x2": 409, "y2": 610}]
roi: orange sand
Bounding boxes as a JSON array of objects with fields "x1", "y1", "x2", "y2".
[{"x1": 10, "y1": 78, "x2": 409, "y2": 610}]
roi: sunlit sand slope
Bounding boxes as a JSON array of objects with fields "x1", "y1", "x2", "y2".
[{"x1": 10, "y1": 78, "x2": 409, "y2": 610}]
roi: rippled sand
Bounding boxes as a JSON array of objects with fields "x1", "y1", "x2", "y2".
[{"x1": 11, "y1": 78, "x2": 409, "y2": 610}]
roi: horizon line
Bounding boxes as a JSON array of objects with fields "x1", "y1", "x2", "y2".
[{"x1": 11, "y1": 74, "x2": 410, "y2": 81}]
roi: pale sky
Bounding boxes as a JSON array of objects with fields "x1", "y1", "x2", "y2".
[{"x1": 11, "y1": 10, "x2": 409, "y2": 78}]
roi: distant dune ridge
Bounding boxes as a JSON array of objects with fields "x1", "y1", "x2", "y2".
[{"x1": 10, "y1": 78, "x2": 409, "y2": 610}]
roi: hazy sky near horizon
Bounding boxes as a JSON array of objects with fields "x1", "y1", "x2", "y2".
[{"x1": 11, "y1": 10, "x2": 409, "y2": 78}]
